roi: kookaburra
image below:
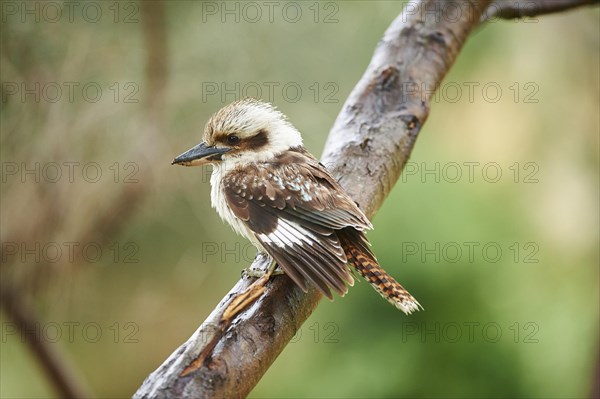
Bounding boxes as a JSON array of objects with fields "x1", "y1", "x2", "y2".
[{"x1": 172, "y1": 98, "x2": 420, "y2": 314}]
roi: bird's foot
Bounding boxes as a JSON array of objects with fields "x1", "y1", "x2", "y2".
[
  {"x1": 223, "y1": 257, "x2": 281, "y2": 321},
  {"x1": 242, "y1": 253, "x2": 283, "y2": 279},
  {"x1": 242, "y1": 266, "x2": 284, "y2": 279}
]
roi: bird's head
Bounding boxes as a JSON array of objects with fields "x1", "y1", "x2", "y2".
[{"x1": 172, "y1": 98, "x2": 303, "y2": 168}]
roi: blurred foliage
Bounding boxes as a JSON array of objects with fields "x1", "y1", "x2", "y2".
[{"x1": 0, "y1": 1, "x2": 598, "y2": 398}]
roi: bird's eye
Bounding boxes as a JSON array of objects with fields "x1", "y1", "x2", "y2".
[{"x1": 227, "y1": 135, "x2": 240, "y2": 146}]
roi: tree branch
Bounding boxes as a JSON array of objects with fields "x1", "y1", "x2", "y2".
[
  {"x1": 134, "y1": 1, "x2": 597, "y2": 398},
  {"x1": 484, "y1": 0, "x2": 597, "y2": 21}
]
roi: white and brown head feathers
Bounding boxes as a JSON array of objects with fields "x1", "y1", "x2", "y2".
[{"x1": 204, "y1": 98, "x2": 302, "y2": 164}]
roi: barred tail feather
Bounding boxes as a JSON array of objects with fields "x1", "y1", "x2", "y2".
[{"x1": 338, "y1": 229, "x2": 422, "y2": 315}]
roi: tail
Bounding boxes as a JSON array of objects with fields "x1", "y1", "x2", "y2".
[{"x1": 338, "y1": 229, "x2": 422, "y2": 315}]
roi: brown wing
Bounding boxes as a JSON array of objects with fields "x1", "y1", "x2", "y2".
[{"x1": 223, "y1": 148, "x2": 372, "y2": 299}]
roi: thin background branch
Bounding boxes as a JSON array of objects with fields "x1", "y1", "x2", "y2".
[
  {"x1": 0, "y1": 285, "x2": 91, "y2": 399},
  {"x1": 0, "y1": 2, "x2": 168, "y2": 398}
]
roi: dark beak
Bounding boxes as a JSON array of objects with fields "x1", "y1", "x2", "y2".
[{"x1": 171, "y1": 142, "x2": 231, "y2": 166}]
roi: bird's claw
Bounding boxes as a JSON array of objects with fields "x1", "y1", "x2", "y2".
[{"x1": 242, "y1": 266, "x2": 284, "y2": 279}]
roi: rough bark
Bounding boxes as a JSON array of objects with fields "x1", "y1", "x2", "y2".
[{"x1": 134, "y1": 1, "x2": 597, "y2": 398}]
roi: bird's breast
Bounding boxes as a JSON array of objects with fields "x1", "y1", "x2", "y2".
[{"x1": 210, "y1": 166, "x2": 263, "y2": 249}]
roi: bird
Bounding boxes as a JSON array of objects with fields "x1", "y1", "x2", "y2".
[{"x1": 172, "y1": 98, "x2": 421, "y2": 314}]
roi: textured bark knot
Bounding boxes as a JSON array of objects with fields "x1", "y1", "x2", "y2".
[
  {"x1": 360, "y1": 137, "x2": 372, "y2": 150},
  {"x1": 199, "y1": 366, "x2": 225, "y2": 391},
  {"x1": 256, "y1": 313, "x2": 276, "y2": 337},
  {"x1": 378, "y1": 66, "x2": 400, "y2": 92},
  {"x1": 428, "y1": 30, "x2": 447, "y2": 46},
  {"x1": 400, "y1": 114, "x2": 421, "y2": 135}
]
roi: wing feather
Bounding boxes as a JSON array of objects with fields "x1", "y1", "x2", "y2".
[{"x1": 223, "y1": 148, "x2": 370, "y2": 298}]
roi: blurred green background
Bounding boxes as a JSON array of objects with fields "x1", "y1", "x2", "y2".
[{"x1": 1, "y1": 1, "x2": 598, "y2": 398}]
